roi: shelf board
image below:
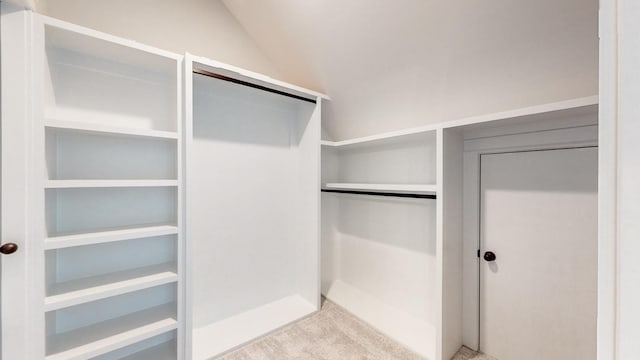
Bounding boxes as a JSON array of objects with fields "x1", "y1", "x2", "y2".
[
  {"x1": 45, "y1": 225, "x2": 178, "y2": 250},
  {"x1": 322, "y1": 95, "x2": 598, "y2": 147},
  {"x1": 323, "y1": 183, "x2": 437, "y2": 195},
  {"x1": 46, "y1": 303, "x2": 177, "y2": 360},
  {"x1": 45, "y1": 180, "x2": 178, "y2": 189},
  {"x1": 117, "y1": 340, "x2": 176, "y2": 360},
  {"x1": 45, "y1": 263, "x2": 178, "y2": 312},
  {"x1": 45, "y1": 119, "x2": 178, "y2": 140},
  {"x1": 193, "y1": 295, "x2": 317, "y2": 360}
]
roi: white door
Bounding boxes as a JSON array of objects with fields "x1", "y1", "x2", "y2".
[
  {"x1": 1, "y1": 5, "x2": 33, "y2": 359},
  {"x1": 479, "y1": 147, "x2": 597, "y2": 360}
]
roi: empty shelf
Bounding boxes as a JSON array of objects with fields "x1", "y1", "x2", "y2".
[
  {"x1": 323, "y1": 183, "x2": 437, "y2": 194},
  {"x1": 45, "y1": 119, "x2": 178, "y2": 139},
  {"x1": 45, "y1": 225, "x2": 179, "y2": 250},
  {"x1": 45, "y1": 263, "x2": 178, "y2": 312},
  {"x1": 45, "y1": 180, "x2": 178, "y2": 189},
  {"x1": 46, "y1": 303, "x2": 177, "y2": 360}
]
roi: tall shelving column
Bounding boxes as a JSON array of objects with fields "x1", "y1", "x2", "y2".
[{"x1": 33, "y1": 15, "x2": 183, "y2": 360}]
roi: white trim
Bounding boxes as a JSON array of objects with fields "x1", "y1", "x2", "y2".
[
  {"x1": 597, "y1": 0, "x2": 618, "y2": 358},
  {"x1": 188, "y1": 53, "x2": 329, "y2": 102}
]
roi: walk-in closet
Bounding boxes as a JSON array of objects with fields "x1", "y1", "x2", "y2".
[{"x1": 1, "y1": 0, "x2": 632, "y2": 359}]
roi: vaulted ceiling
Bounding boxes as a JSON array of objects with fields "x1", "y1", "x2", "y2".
[{"x1": 223, "y1": 0, "x2": 598, "y2": 140}]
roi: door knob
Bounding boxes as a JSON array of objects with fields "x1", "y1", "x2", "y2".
[
  {"x1": 0, "y1": 243, "x2": 18, "y2": 255},
  {"x1": 483, "y1": 251, "x2": 496, "y2": 262}
]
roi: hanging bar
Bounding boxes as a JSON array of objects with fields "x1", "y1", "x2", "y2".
[
  {"x1": 321, "y1": 189, "x2": 437, "y2": 199},
  {"x1": 193, "y1": 69, "x2": 317, "y2": 104}
]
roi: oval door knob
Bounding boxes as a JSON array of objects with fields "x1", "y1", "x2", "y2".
[
  {"x1": 483, "y1": 251, "x2": 496, "y2": 262},
  {"x1": 0, "y1": 243, "x2": 18, "y2": 255}
]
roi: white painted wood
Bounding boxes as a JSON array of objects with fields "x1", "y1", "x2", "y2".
[
  {"x1": 44, "y1": 225, "x2": 178, "y2": 250},
  {"x1": 324, "y1": 280, "x2": 436, "y2": 359},
  {"x1": 0, "y1": 5, "x2": 39, "y2": 359},
  {"x1": 324, "y1": 183, "x2": 437, "y2": 194},
  {"x1": 321, "y1": 96, "x2": 598, "y2": 147},
  {"x1": 44, "y1": 180, "x2": 178, "y2": 189},
  {"x1": 30, "y1": 12, "x2": 183, "y2": 359},
  {"x1": 192, "y1": 295, "x2": 316, "y2": 360},
  {"x1": 189, "y1": 54, "x2": 329, "y2": 101},
  {"x1": 46, "y1": 303, "x2": 177, "y2": 360},
  {"x1": 45, "y1": 263, "x2": 178, "y2": 311},
  {"x1": 439, "y1": 129, "x2": 464, "y2": 360},
  {"x1": 186, "y1": 56, "x2": 321, "y2": 358},
  {"x1": 479, "y1": 148, "x2": 597, "y2": 360},
  {"x1": 44, "y1": 119, "x2": 179, "y2": 139},
  {"x1": 596, "y1": 0, "x2": 617, "y2": 358},
  {"x1": 117, "y1": 339, "x2": 177, "y2": 360},
  {"x1": 615, "y1": 0, "x2": 640, "y2": 357}
]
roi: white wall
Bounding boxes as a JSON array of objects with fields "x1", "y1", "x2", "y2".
[
  {"x1": 223, "y1": 0, "x2": 598, "y2": 141},
  {"x1": 37, "y1": 0, "x2": 280, "y2": 78}
]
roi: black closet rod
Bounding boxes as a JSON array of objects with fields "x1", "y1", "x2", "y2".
[
  {"x1": 321, "y1": 189, "x2": 437, "y2": 200},
  {"x1": 193, "y1": 69, "x2": 317, "y2": 104}
]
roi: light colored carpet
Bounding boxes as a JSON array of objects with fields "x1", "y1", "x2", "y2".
[
  {"x1": 451, "y1": 347, "x2": 497, "y2": 360},
  {"x1": 217, "y1": 298, "x2": 493, "y2": 360}
]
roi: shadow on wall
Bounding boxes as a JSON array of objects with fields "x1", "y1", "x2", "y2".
[
  {"x1": 193, "y1": 73, "x2": 315, "y2": 147},
  {"x1": 329, "y1": 193, "x2": 436, "y2": 255}
]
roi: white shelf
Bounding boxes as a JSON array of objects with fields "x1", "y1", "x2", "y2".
[
  {"x1": 323, "y1": 183, "x2": 437, "y2": 194},
  {"x1": 322, "y1": 95, "x2": 598, "y2": 147},
  {"x1": 45, "y1": 180, "x2": 178, "y2": 189},
  {"x1": 46, "y1": 303, "x2": 177, "y2": 360},
  {"x1": 45, "y1": 119, "x2": 178, "y2": 140},
  {"x1": 192, "y1": 295, "x2": 317, "y2": 360},
  {"x1": 45, "y1": 263, "x2": 178, "y2": 312},
  {"x1": 118, "y1": 341, "x2": 176, "y2": 360},
  {"x1": 45, "y1": 225, "x2": 178, "y2": 250},
  {"x1": 324, "y1": 280, "x2": 435, "y2": 360}
]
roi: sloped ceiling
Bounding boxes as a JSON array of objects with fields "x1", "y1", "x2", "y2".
[{"x1": 223, "y1": 0, "x2": 598, "y2": 140}]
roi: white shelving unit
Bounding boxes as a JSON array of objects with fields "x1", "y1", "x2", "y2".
[
  {"x1": 30, "y1": 14, "x2": 183, "y2": 360},
  {"x1": 321, "y1": 129, "x2": 439, "y2": 359},
  {"x1": 185, "y1": 54, "x2": 327, "y2": 359},
  {"x1": 321, "y1": 95, "x2": 599, "y2": 360}
]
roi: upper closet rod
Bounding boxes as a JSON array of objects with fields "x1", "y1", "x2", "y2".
[
  {"x1": 193, "y1": 69, "x2": 317, "y2": 104},
  {"x1": 321, "y1": 189, "x2": 437, "y2": 200}
]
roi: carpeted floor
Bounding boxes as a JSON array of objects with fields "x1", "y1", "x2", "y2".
[{"x1": 217, "y1": 298, "x2": 495, "y2": 360}]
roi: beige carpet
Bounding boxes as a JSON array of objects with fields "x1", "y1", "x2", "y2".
[{"x1": 218, "y1": 298, "x2": 492, "y2": 360}]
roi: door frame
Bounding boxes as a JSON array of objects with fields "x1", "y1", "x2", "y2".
[{"x1": 461, "y1": 122, "x2": 599, "y2": 350}]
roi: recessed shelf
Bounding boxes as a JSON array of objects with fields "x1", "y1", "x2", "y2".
[
  {"x1": 46, "y1": 303, "x2": 177, "y2": 360},
  {"x1": 323, "y1": 183, "x2": 437, "y2": 195},
  {"x1": 45, "y1": 119, "x2": 179, "y2": 140},
  {"x1": 45, "y1": 225, "x2": 178, "y2": 250},
  {"x1": 45, "y1": 263, "x2": 178, "y2": 312},
  {"x1": 45, "y1": 180, "x2": 178, "y2": 189}
]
